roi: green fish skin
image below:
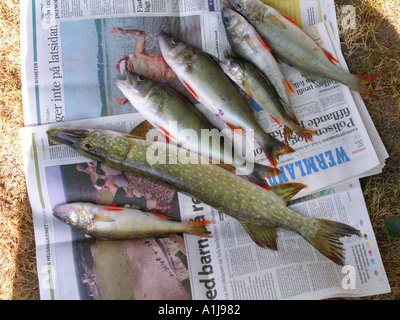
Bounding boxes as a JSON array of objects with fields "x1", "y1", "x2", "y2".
[
  {"x1": 114, "y1": 70, "x2": 279, "y2": 187},
  {"x1": 53, "y1": 202, "x2": 211, "y2": 239},
  {"x1": 228, "y1": 0, "x2": 376, "y2": 97},
  {"x1": 219, "y1": 56, "x2": 318, "y2": 143},
  {"x1": 222, "y1": 7, "x2": 294, "y2": 107},
  {"x1": 157, "y1": 32, "x2": 294, "y2": 167},
  {"x1": 47, "y1": 128, "x2": 362, "y2": 265}
]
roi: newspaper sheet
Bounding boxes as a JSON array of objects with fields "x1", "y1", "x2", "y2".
[{"x1": 20, "y1": 113, "x2": 390, "y2": 300}]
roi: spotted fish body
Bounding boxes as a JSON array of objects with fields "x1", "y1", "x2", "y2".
[
  {"x1": 53, "y1": 202, "x2": 211, "y2": 239},
  {"x1": 228, "y1": 0, "x2": 376, "y2": 97},
  {"x1": 47, "y1": 128, "x2": 362, "y2": 265}
]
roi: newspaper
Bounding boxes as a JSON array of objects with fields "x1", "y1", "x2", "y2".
[
  {"x1": 20, "y1": 0, "x2": 390, "y2": 300},
  {"x1": 20, "y1": 113, "x2": 390, "y2": 300}
]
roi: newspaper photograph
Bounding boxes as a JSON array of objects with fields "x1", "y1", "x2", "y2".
[
  {"x1": 19, "y1": 0, "x2": 390, "y2": 300},
  {"x1": 20, "y1": 114, "x2": 390, "y2": 300}
]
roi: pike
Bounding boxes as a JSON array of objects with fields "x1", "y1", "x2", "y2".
[
  {"x1": 229, "y1": 0, "x2": 376, "y2": 97},
  {"x1": 47, "y1": 128, "x2": 362, "y2": 265},
  {"x1": 53, "y1": 202, "x2": 211, "y2": 239},
  {"x1": 219, "y1": 56, "x2": 318, "y2": 143},
  {"x1": 158, "y1": 32, "x2": 294, "y2": 167},
  {"x1": 221, "y1": 7, "x2": 295, "y2": 108},
  {"x1": 114, "y1": 70, "x2": 279, "y2": 188}
]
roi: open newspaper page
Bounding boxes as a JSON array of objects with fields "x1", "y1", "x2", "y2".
[{"x1": 20, "y1": 114, "x2": 390, "y2": 300}]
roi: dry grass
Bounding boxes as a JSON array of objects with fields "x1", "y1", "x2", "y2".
[{"x1": 0, "y1": 0, "x2": 399, "y2": 300}]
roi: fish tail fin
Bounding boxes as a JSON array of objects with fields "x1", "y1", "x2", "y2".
[
  {"x1": 258, "y1": 136, "x2": 295, "y2": 167},
  {"x1": 185, "y1": 220, "x2": 213, "y2": 238},
  {"x1": 303, "y1": 219, "x2": 362, "y2": 265},
  {"x1": 293, "y1": 126, "x2": 319, "y2": 142},
  {"x1": 283, "y1": 126, "x2": 293, "y2": 144},
  {"x1": 350, "y1": 74, "x2": 377, "y2": 98},
  {"x1": 247, "y1": 163, "x2": 282, "y2": 190}
]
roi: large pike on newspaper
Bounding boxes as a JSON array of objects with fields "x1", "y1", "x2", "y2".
[{"x1": 47, "y1": 128, "x2": 362, "y2": 265}]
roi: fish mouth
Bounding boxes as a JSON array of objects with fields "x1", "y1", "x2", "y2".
[
  {"x1": 114, "y1": 71, "x2": 134, "y2": 95},
  {"x1": 46, "y1": 128, "x2": 92, "y2": 147}
]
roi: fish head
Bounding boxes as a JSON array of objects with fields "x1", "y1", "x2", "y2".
[
  {"x1": 53, "y1": 203, "x2": 92, "y2": 229},
  {"x1": 221, "y1": 7, "x2": 246, "y2": 38},
  {"x1": 228, "y1": 0, "x2": 258, "y2": 16},
  {"x1": 219, "y1": 55, "x2": 245, "y2": 84},
  {"x1": 114, "y1": 71, "x2": 154, "y2": 102},
  {"x1": 47, "y1": 128, "x2": 132, "y2": 163},
  {"x1": 158, "y1": 32, "x2": 197, "y2": 70}
]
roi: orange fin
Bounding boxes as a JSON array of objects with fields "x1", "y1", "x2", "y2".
[
  {"x1": 183, "y1": 80, "x2": 199, "y2": 100},
  {"x1": 322, "y1": 48, "x2": 339, "y2": 64},
  {"x1": 185, "y1": 220, "x2": 212, "y2": 238},
  {"x1": 285, "y1": 78, "x2": 295, "y2": 93},
  {"x1": 129, "y1": 120, "x2": 154, "y2": 138},
  {"x1": 104, "y1": 207, "x2": 124, "y2": 212},
  {"x1": 256, "y1": 34, "x2": 271, "y2": 52},
  {"x1": 225, "y1": 122, "x2": 244, "y2": 136},
  {"x1": 270, "y1": 115, "x2": 281, "y2": 125},
  {"x1": 153, "y1": 213, "x2": 172, "y2": 220},
  {"x1": 353, "y1": 75, "x2": 377, "y2": 98},
  {"x1": 279, "y1": 12, "x2": 299, "y2": 26},
  {"x1": 158, "y1": 125, "x2": 176, "y2": 143}
]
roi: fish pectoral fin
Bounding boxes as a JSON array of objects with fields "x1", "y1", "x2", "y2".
[
  {"x1": 129, "y1": 120, "x2": 155, "y2": 138},
  {"x1": 240, "y1": 223, "x2": 278, "y2": 250},
  {"x1": 321, "y1": 48, "x2": 340, "y2": 64},
  {"x1": 265, "y1": 14, "x2": 287, "y2": 29},
  {"x1": 157, "y1": 125, "x2": 176, "y2": 143},
  {"x1": 244, "y1": 34, "x2": 259, "y2": 53},
  {"x1": 269, "y1": 182, "x2": 308, "y2": 205},
  {"x1": 94, "y1": 213, "x2": 116, "y2": 222},
  {"x1": 255, "y1": 34, "x2": 271, "y2": 52},
  {"x1": 225, "y1": 122, "x2": 244, "y2": 136}
]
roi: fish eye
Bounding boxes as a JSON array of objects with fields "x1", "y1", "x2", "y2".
[
  {"x1": 62, "y1": 217, "x2": 70, "y2": 224},
  {"x1": 171, "y1": 37, "x2": 179, "y2": 45},
  {"x1": 235, "y1": 4, "x2": 242, "y2": 10},
  {"x1": 137, "y1": 74, "x2": 145, "y2": 82},
  {"x1": 83, "y1": 143, "x2": 93, "y2": 151}
]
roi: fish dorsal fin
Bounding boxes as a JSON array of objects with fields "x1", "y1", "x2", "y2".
[
  {"x1": 284, "y1": 78, "x2": 295, "y2": 93},
  {"x1": 129, "y1": 120, "x2": 154, "y2": 138},
  {"x1": 94, "y1": 213, "x2": 116, "y2": 222},
  {"x1": 269, "y1": 182, "x2": 308, "y2": 205},
  {"x1": 266, "y1": 14, "x2": 287, "y2": 29},
  {"x1": 240, "y1": 222, "x2": 278, "y2": 250}
]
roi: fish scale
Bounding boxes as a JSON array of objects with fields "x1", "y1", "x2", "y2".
[{"x1": 48, "y1": 128, "x2": 362, "y2": 265}]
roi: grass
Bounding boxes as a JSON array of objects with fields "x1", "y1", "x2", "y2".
[{"x1": 0, "y1": 0, "x2": 399, "y2": 299}]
